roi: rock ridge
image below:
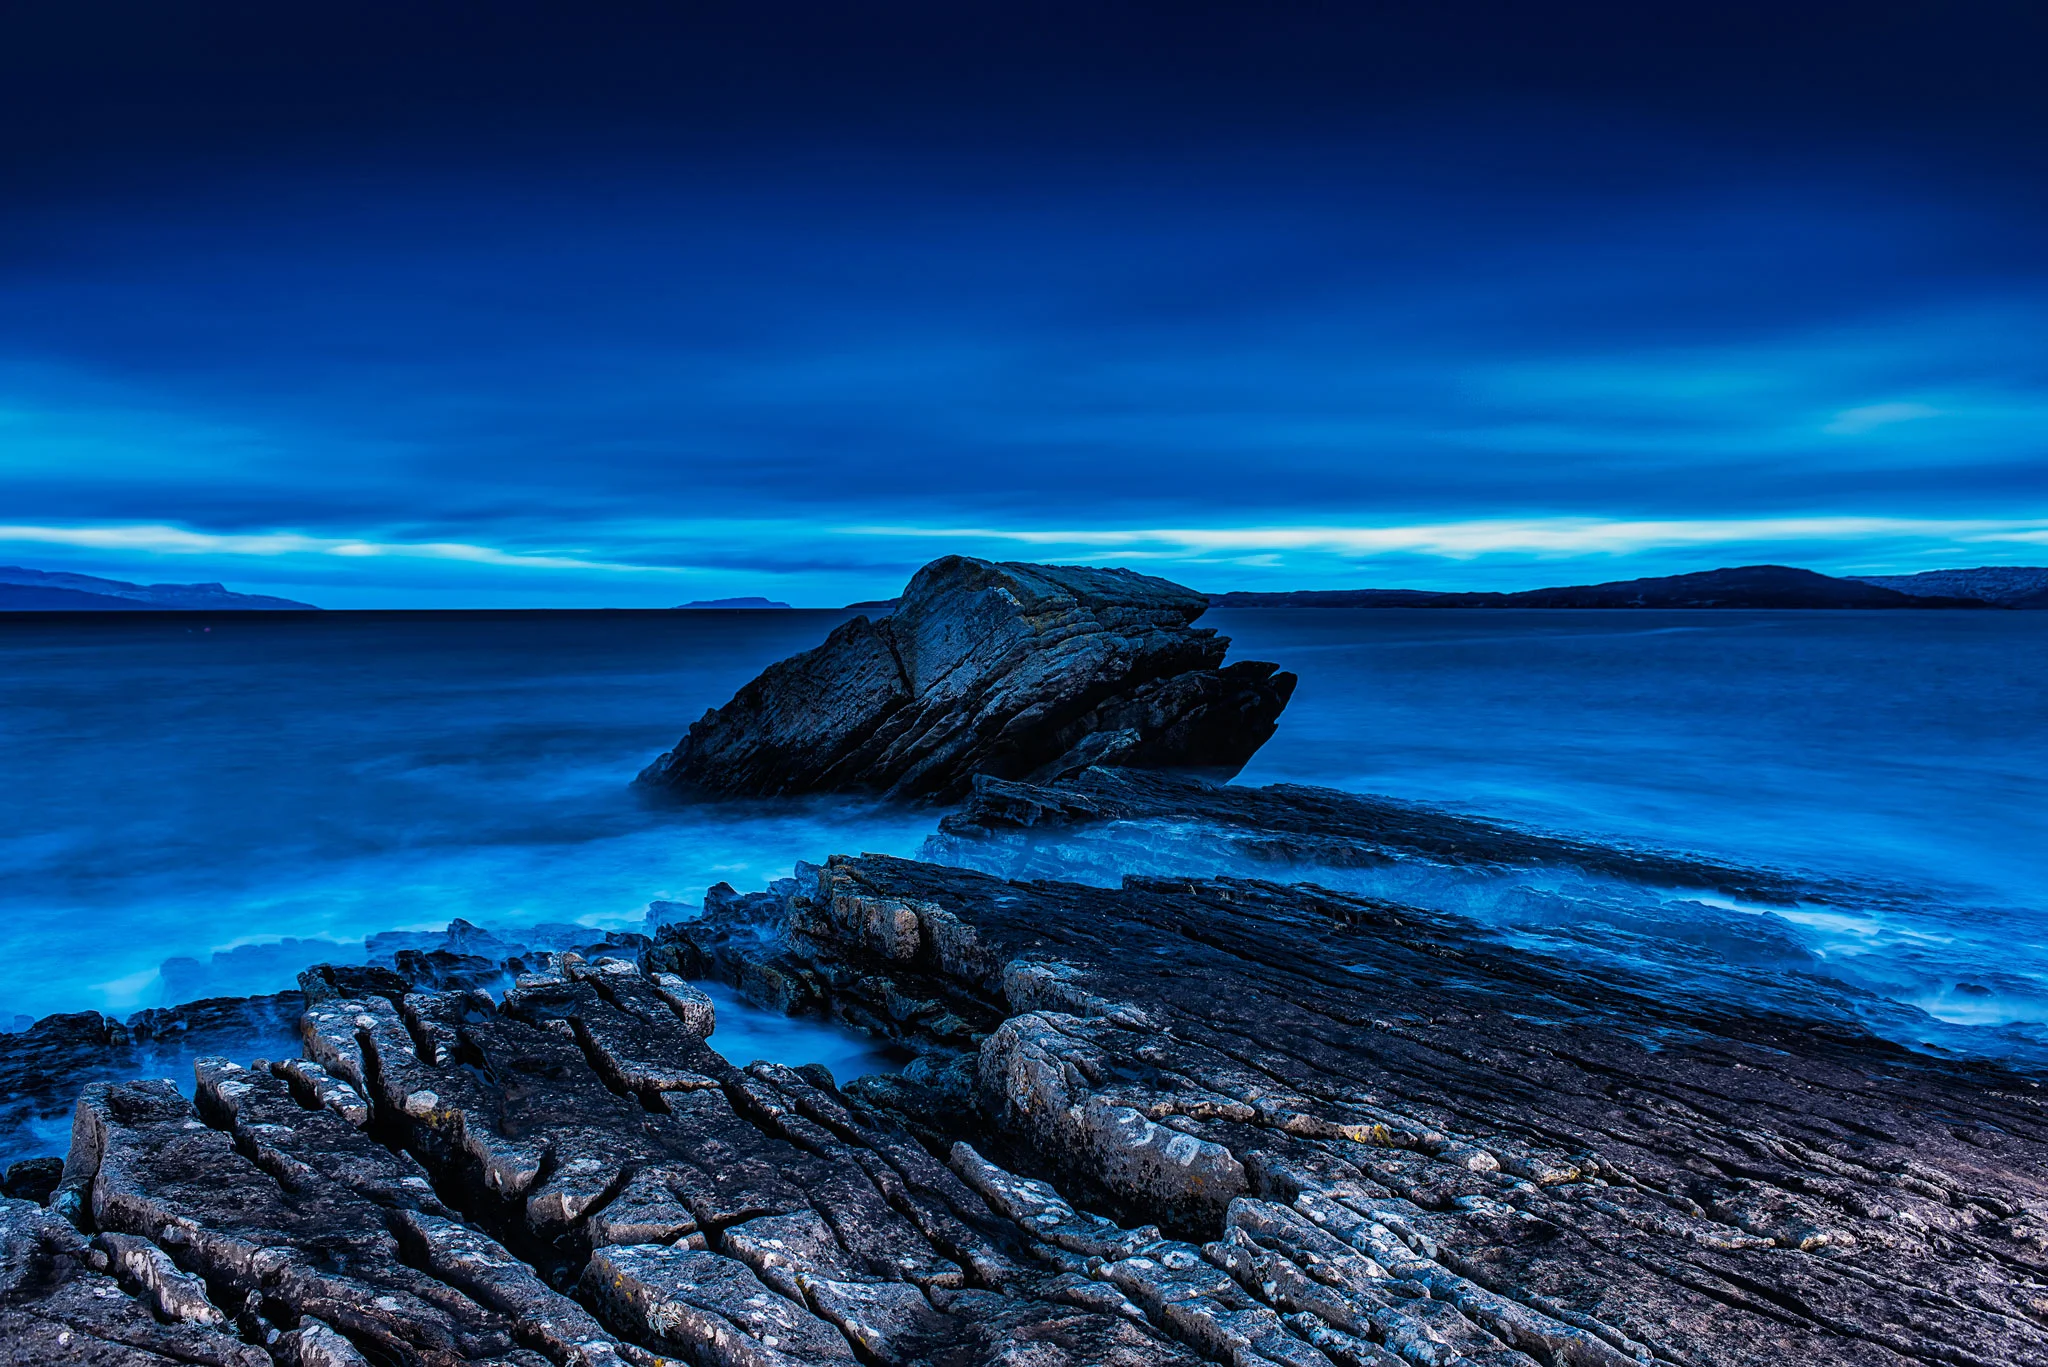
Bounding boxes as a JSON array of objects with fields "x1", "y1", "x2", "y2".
[
  {"x1": 4, "y1": 844, "x2": 2048, "y2": 1363},
  {"x1": 8, "y1": 781, "x2": 2048, "y2": 1363}
]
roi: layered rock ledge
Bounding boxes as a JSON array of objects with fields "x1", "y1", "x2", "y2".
[
  {"x1": 637, "y1": 556, "x2": 1296, "y2": 801},
  {"x1": 933, "y1": 766, "x2": 1819, "y2": 900},
  {"x1": 654, "y1": 855, "x2": 2048, "y2": 1367},
  {"x1": 8, "y1": 837, "x2": 2047, "y2": 1366}
]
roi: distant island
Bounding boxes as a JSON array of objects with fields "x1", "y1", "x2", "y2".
[
  {"x1": 1850, "y1": 565, "x2": 2048, "y2": 608},
  {"x1": 1205, "y1": 563, "x2": 2044, "y2": 610},
  {"x1": 0, "y1": 565, "x2": 318, "y2": 611},
  {"x1": 673, "y1": 596, "x2": 792, "y2": 610}
]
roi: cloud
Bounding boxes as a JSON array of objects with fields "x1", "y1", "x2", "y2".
[
  {"x1": 15, "y1": 514, "x2": 2048, "y2": 582},
  {"x1": 1825, "y1": 402, "x2": 1941, "y2": 435},
  {"x1": 0, "y1": 523, "x2": 680, "y2": 574},
  {"x1": 843, "y1": 516, "x2": 2048, "y2": 560},
  {"x1": 8, "y1": 513, "x2": 2048, "y2": 606}
]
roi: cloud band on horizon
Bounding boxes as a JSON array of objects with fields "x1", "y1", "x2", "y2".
[{"x1": 4, "y1": 516, "x2": 2046, "y2": 608}]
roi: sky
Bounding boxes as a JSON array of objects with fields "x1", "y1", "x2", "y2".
[{"x1": 2, "y1": 2, "x2": 2046, "y2": 607}]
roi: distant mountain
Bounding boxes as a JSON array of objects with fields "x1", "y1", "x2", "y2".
[
  {"x1": 844, "y1": 598, "x2": 901, "y2": 613},
  {"x1": 1850, "y1": 566, "x2": 2048, "y2": 608},
  {"x1": 0, "y1": 566, "x2": 317, "y2": 611},
  {"x1": 673, "y1": 596, "x2": 792, "y2": 609},
  {"x1": 1208, "y1": 565, "x2": 1993, "y2": 610}
]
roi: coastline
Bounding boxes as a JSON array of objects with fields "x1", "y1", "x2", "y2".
[
  {"x1": 7, "y1": 558, "x2": 2046, "y2": 1365},
  {"x1": 7, "y1": 803, "x2": 2047, "y2": 1364}
]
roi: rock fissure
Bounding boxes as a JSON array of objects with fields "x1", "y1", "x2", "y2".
[{"x1": 12, "y1": 841, "x2": 2048, "y2": 1364}]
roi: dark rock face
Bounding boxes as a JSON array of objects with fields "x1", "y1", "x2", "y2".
[
  {"x1": 9, "y1": 781, "x2": 2048, "y2": 1364},
  {"x1": 1, "y1": 1195, "x2": 271, "y2": 1365},
  {"x1": 10, "y1": 949, "x2": 1202, "y2": 1366},
  {"x1": 638, "y1": 555, "x2": 1296, "y2": 801},
  {"x1": 648, "y1": 852, "x2": 2048, "y2": 1367},
  {"x1": 926, "y1": 769, "x2": 2007, "y2": 1057},
  {"x1": 4, "y1": 841, "x2": 2047, "y2": 1362},
  {"x1": 0, "y1": 995, "x2": 305, "y2": 1170},
  {"x1": 1, "y1": 922, "x2": 660, "y2": 1171}
]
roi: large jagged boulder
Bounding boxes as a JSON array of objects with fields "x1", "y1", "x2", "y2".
[{"x1": 638, "y1": 555, "x2": 1296, "y2": 801}]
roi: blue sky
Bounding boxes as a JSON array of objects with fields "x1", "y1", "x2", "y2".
[{"x1": 2, "y1": 4, "x2": 2045, "y2": 606}]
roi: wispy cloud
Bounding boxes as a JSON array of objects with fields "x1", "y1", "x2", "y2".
[
  {"x1": 0, "y1": 523, "x2": 681, "y2": 574},
  {"x1": 841, "y1": 516, "x2": 2048, "y2": 560},
  {"x1": 6, "y1": 515, "x2": 2045, "y2": 606},
  {"x1": 1825, "y1": 402, "x2": 1941, "y2": 435}
]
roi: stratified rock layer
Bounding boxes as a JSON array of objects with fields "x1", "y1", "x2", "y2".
[
  {"x1": 652, "y1": 855, "x2": 2048, "y2": 1367},
  {"x1": 7, "y1": 835, "x2": 2048, "y2": 1363},
  {"x1": 935, "y1": 765, "x2": 1814, "y2": 896},
  {"x1": 9, "y1": 949, "x2": 1200, "y2": 1366},
  {"x1": 638, "y1": 556, "x2": 1296, "y2": 800}
]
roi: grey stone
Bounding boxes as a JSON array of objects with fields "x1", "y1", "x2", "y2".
[{"x1": 638, "y1": 556, "x2": 1294, "y2": 800}]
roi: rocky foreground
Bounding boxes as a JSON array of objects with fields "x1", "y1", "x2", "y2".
[{"x1": 7, "y1": 830, "x2": 2048, "y2": 1366}]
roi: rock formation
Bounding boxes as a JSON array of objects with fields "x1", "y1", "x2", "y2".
[
  {"x1": 933, "y1": 765, "x2": 1807, "y2": 897},
  {"x1": 6, "y1": 835, "x2": 2046, "y2": 1364},
  {"x1": 637, "y1": 556, "x2": 1296, "y2": 801},
  {"x1": 650, "y1": 853, "x2": 2048, "y2": 1367}
]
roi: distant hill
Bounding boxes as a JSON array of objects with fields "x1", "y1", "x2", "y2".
[
  {"x1": 0, "y1": 566, "x2": 317, "y2": 611},
  {"x1": 1208, "y1": 564, "x2": 1995, "y2": 610},
  {"x1": 673, "y1": 596, "x2": 792, "y2": 609},
  {"x1": 1850, "y1": 566, "x2": 2048, "y2": 608}
]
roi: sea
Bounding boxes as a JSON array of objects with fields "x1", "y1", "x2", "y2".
[{"x1": 2, "y1": 606, "x2": 2044, "y2": 1073}]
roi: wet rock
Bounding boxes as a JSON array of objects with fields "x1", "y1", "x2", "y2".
[
  {"x1": 11, "y1": 839, "x2": 2048, "y2": 1365},
  {"x1": 676, "y1": 851, "x2": 2048, "y2": 1366},
  {"x1": 937, "y1": 765, "x2": 1815, "y2": 898},
  {"x1": 638, "y1": 556, "x2": 1296, "y2": 800},
  {"x1": 0, "y1": 994, "x2": 303, "y2": 1170},
  {"x1": 0, "y1": 1195, "x2": 269, "y2": 1367},
  {"x1": 582, "y1": 1243, "x2": 859, "y2": 1364},
  {"x1": 3, "y1": 1156, "x2": 62, "y2": 1204},
  {"x1": 16, "y1": 947, "x2": 1190, "y2": 1364}
]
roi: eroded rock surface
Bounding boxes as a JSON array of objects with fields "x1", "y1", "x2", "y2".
[
  {"x1": 7, "y1": 948, "x2": 1204, "y2": 1366},
  {"x1": 6, "y1": 843, "x2": 2048, "y2": 1363},
  {"x1": 637, "y1": 556, "x2": 1296, "y2": 800},
  {"x1": 650, "y1": 853, "x2": 2048, "y2": 1366}
]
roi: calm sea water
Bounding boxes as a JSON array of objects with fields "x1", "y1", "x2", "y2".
[{"x1": 2, "y1": 607, "x2": 2043, "y2": 1063}]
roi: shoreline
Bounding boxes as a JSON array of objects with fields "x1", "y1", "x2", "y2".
[
  {"x1": 7, "y1": 824, "x2": 2047, "y2": 1364},
  {"x1": 8, "y1": 767, "x2": 2043, "y2": 1179},
  {"x1": 6, "y1": 549, "x2": 2045, "y2": 1363}
]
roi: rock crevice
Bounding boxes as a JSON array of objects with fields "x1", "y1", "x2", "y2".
[{"x1": 8, "y1": 841, "x2": 2048, "y2": 1364}]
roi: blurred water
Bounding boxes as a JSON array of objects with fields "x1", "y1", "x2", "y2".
[
  {"x1": 1217, "y1": 609, "x2": 2048, "y2": 1061},
  {"x1": 1207, "y1": 608, "x2": 2047, "y2": 903},
  {"x1": 2, "y1": 605, "x2": 2045, "y2": 1066},
  {"x1": 0, "y1": 609, "x2": 934, "y2": 1021}
]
